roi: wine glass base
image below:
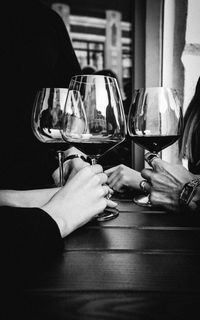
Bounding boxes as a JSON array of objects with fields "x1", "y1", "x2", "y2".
[
  {"x1": 133, "y1": 194, "x2": 152, "y2": 207},
  {"x1": 96, "y1": 207, "x2": 119, "y2": 222}
]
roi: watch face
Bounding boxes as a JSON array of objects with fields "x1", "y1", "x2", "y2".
[
  {"x1": 180, "y1": 184, "x2": 196, "y2": 206},
  {"x1": 180, "y1": 178, "x2": 200, "y2": 206}
]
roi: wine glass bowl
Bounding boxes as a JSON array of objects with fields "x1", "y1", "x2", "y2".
[
  {"x1": 61, "y1": 74, "x2": 126, "y2": 220},
  {"x1": 32, "y1": 88, "x2": 69, "y2": 186},
  {"x1": 128, "y1": 87, "x2": 183, "y2": 206},
  {"x1": 62, "y1": 74, "x2": 126, "y2": 163},
  {"x1": 32, "y1": 88, "x2": 68, "y2": 143}
]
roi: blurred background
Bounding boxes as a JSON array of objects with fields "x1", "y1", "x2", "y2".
[{"x1": 42, "y1": 0, "x2": 200, "y2": 169}]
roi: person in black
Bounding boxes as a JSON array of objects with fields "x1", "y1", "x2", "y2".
[
  {"x1": 1, "y1": 164, "x2": 117, "y2": 318},
  {"x1": 0, "y1": 3, "x2": 118, "y2": 317},
  {"x1": 0, "y1": 0, "x2": 81, "y2": 190}
]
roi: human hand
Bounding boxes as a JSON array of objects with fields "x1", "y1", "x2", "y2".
[
  {"x1": 141, "y1": 152, "x2": 195, "y2": 212},
  {"x1": 52, "y1": 147, "x2": 88, "y2": 185},
  {"x1": 42, "y1": 164, "x2": 118, "y2": 237},
  {"x1": 105, "y1": 164, "x2": 142, "y2": 192}
]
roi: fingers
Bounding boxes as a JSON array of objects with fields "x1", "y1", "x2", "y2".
[
  {"x1": 106, "y1": 198, "x2": 118, "y2": 208},
  {"x1": 90, "y1": 164, "x2": 104, "y2": 174},
  {"x1": 111, "y1": 181, "x2": 124, "y2": 192},
  {"x1": 106, "y1": 167, "x2": 120, "y2": 186},
  {"x1": 105, "y1": 165, "x2": 127, "y2": 192},
  {"x1": 139, "y1": 180, "x2": 148, "y2": 194},
  {"x1": 81, "y1": 166, "x2": 113, "y2": 195},
  {"x1": 107, "y1": 174, "x2": 123, "y2": 192},
  {"x1": 139, "y1": 179, "x2": 151, "y2": 194},
  {"x1": 140, "y1": 168, "x2": 154, "y2": 194},
  {"x1": 71, "y1": 158, "x2": 90, "y2": 169},
  {"x1": 104, "y1": 166, "x2": 119, "y2": 176},
  {"x1": 108, "y1": 174, "x2": 119, "y2": 189},
  {"x1": 102, "y1": 184, "x2": 111, "y2": 197},
  {"x1": 141, "y1": 168, "x2": 153, "y2": 181},
  {"x1": 144, "y1": 152, "x2": 160, "y2": 167},
  {"x1": 144, "y1": 152, "x2": 170, "y2": 173},
  {"x1": 96, "y1": 172, "x2": 108, "y2": 186},
  {"x1": 106, "y1": 186, "x2": 114, "y2": 198}
]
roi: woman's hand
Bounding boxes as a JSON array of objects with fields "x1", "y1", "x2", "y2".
[
  {"x1": 105, "y1": 164, "x2": 143, "y2": 193},
  {"x1": 52, "y1": 147, "x2": 88, "y2": 185},
  {"x1": 141, "y1": 153, "x2": 195, "y2": 212},
  {"x1": 42, "y1": 164, "x2": 118, "y2": 237}
]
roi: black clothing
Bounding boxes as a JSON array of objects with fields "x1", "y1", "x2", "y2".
[
  {"x1": 1, "y1": 205, "x2": 63, "y2": 319},
  {"x1": 0, "y1": 0, "x2": 81, "y2": 189},
  {"x1": 2, "y1": 206, "x2": 63, "y2": 275},
  {"x1": 188, "y1": 126, "x2": 200, "y2": 174}
]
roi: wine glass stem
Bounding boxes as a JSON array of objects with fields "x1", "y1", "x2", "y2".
[
  {"x1": 57, "y1": 150, "x2": 64, "y2": 187},
  {"x1": 91, "y1": 158, "x2": 97, "y2": 165}
]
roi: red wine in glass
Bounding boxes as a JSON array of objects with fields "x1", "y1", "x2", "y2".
[
  {"x1": 131, "y1": 134, "x2": 181, "y2": 153},
  {"x1": 128, "y1": 87, "x2": 183, "y2": 207},
  {"x1": 61, "y1": 74, "x2": 126, "y2": 220}
]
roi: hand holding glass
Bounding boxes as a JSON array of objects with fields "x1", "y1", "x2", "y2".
[
  {"x1": 128, "y1": 87, "x2": 183, "y2": 206},
  {"x1": 61, "y1": 74, "x2": 126, "y2": 221}
]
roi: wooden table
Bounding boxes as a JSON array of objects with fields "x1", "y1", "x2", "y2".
[{"x1": 25, "y1": 196, "x2": 200, "y2": 319}]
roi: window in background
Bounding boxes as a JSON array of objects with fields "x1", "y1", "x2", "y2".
[
  {"x1": 50, "y1": 1, "x2": 133, "y2": 169},
  {"x1": 73, "y1": 40, "x2": 104, "y2": 71},
  {"x1": 51, "y1": 4, "x2": 132, "y2": 93}
]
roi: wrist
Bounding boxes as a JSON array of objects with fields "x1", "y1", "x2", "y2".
[
  {"x1": 179, "y1": 177, "x2": 200, "y2": 211},
  {"x1": 64, "y1": 154, "x2": 90, "y2": 163}
]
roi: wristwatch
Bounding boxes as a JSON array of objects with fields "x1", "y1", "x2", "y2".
[
  {"x1": 64, "y1": 154, "x2": 90, "y2": 163},
  {"x1": 179, "y1": 178, "x2": 200, "y2": 207}
]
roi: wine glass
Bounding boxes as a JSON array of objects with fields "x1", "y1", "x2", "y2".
[
  {"x1": 128, "y1": 87, "x2": 183, "y2": 207},
  {"x1": 61, "y1": 74, "x2": 126, "y2": 221},
  {"x1": 31, "y1": 88, "x2": 69, "y2": 187}
]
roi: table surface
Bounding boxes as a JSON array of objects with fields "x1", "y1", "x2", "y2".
[{"x1": 25, "y1": 196, "x2": 200, "y2": 319}]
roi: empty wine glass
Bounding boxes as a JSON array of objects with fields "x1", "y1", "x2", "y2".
[
  {"x1": 61, "y1": 74, "x2": 126, "y2": 221},
  {"x1": 31, "y1": 88, "x2": 68, "y2": 187},
  {"x1": 128, "y1": 87, "x2": 183, "y2": 207}
]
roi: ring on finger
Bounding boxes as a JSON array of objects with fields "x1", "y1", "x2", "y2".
[
  {"x1": 144, "y1": 153, "x2": 159, "y2": 167},
  {"x1": 102, "y1": 185, "x2": 111, "y2": 198},
  {"x1": 139, "y1": 179, "x2": 149, "y2": 195}
]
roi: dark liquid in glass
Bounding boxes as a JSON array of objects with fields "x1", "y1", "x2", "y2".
[
  {"x1": 70, "y1": 140, "x2": 117, "y2": 158},
  {"x1": 132, "y1": 134, "x2": 181, "y2": 153}
]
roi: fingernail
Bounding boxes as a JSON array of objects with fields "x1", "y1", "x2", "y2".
[{"x1": 111, "y1": 201, "x2": 118, "y2": 206}]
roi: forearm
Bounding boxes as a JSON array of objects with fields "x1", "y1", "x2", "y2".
[{"x1": 0, "y1": 188, "x2": 60, "y2": 208}]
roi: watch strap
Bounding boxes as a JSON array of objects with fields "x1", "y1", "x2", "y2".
[
  {"x1": 64, "y1": 154, "x2": 90, "y2": 163},
  {"x1": 179, "y1": 178, "x2": 200, "y2": 207}
]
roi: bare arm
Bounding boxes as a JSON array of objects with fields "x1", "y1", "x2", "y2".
[{"x1": 0, "y1": 188, "x2": 60, "y2": 208}]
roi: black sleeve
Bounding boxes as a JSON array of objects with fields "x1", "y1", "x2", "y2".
[{"x1": 1, "y1": 206, "x2": 64, "y2": 286}]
